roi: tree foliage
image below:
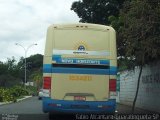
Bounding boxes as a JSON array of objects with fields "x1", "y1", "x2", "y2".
[
  {"x1": 0, "y1": 54, "x2": 43, "y2": 87},
  {"x1": 26, "y1": 54, "x2": 43, "y2": 71},
  {"x1": 0, "y1": 57, "x2": 21, "y2": 87},
  {"x1": 71, "y1": 0, "x2": 125, "y2": 25},
  {"x1": 119, "y1": 0, "x2": 160, "y2": 66},
  {"x1": 30, "y1": 70, "x2": 43, "y2": 90}
]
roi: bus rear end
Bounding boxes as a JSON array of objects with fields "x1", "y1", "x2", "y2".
[{"x1": 43, "y1": 23, "x2": 117, "y2": 114}]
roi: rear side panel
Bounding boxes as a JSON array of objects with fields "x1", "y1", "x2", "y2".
[{"x1": 51, "y1": 74, "x2": 109, "y2": 101}]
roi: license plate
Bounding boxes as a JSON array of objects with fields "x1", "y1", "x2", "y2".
[{"x1": 74, "y1": 96, "x2": 86, "y2": 101}]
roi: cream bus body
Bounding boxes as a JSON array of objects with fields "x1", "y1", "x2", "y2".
[{"x1": 43, "y1": 23, "x2": 117, "y2": 114}]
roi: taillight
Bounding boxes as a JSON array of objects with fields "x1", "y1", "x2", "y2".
[
  {"x1": 109, "y1": 79, "x2": 116, "y2": 91},
  {"x1": 43, "y1": 77, "x2": 51, "y2": 89}
]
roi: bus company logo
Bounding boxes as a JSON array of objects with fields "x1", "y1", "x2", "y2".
[
  {"x1": 73, "y1": 41, "x2": 89, "y2": 55},
  {"x1": 74, "y1": 41, "x2": 89, "y2": 51},
  {"x1": 78, "y1": 45, "x2": 85, "y2": 51}
]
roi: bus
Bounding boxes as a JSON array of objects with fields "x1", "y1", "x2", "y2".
[{"x1": 42, "y1": 23, "x2": 117, "y2": 115}]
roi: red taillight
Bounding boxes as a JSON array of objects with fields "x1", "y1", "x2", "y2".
[
  {"x1": 43, "y1": 77, "x2": 51, "y2": 89},
  {"x1": 109, "y1": 79, "x2": 116, "y2": 91}
]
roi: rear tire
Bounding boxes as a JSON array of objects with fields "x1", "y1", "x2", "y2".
[
  {"x1": 49, "y1": 113, "x2": 62, "y2": 120},
  {"x1": 48, "y1": 112, "x2": 53, "y2": 120},
  {"x1": 38, "y1": 97, "x2": 42, "y2": 100}
]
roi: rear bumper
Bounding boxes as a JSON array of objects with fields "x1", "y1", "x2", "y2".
[{"x1": 42, "y1": 97, "x2": 116, "y2": 114}]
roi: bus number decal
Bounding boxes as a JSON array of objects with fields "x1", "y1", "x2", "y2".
[{"x1": 69, "y1": 75, "x2": 92, "y2": 81}]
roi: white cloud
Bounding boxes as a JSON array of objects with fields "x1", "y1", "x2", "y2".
[{"x1": 0, "y1": 0, "x2": 79, "y2": 62}]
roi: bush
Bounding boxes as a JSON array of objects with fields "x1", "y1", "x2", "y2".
[
  {"x1": 11, "y1": 86, "x2": 29, "y2": 97},
  {"x1": 0, "y1": 86, "x2": 29, "y2": 102},
  {"x1": 26, "y1": 86, "x2": 38, "y2": 96},
  {"x1": 0, "y1": 88, "x2": 14, "y2": 102}
]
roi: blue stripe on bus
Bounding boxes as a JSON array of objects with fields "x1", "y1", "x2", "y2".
[
  {"x1": 52, "y1": 55, "x2": 110, "y2": 65},
  {"x1": 43, "y1": 64, "x2": 52, "y2": 73},
  {"x1": 53, "y1": 55, "x2": 61, "y2": 60},
  {"x1": 110, "y1": 66, "x2": 117, "y2": 75},
  {"x1": 43, "y1": 97, "x2": 116, "y2": 113},
  {"x1": 43, "y1": 64, "x2": 117, "y2": 75}
]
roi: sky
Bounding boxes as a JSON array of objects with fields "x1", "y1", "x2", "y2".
[{"x1": 0, "y1": 0, "x2": 79, "y2": 62}]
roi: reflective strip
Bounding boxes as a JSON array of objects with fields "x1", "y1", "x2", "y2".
[
  {"x1": 51, "y1": 67, "x2": 110, "y2": 75},
  {"x1": 53, "y1": 49, "x2": 110, "y2": 56}
]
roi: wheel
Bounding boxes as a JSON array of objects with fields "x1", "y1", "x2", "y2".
[
  {"x1": 49, "y1": 112, "x2": 53, "y2": 120},
  {"x1": 49, "y1": 112, "x2": 61, "y2": 120},
  {"x1": 38, "y1": 97, "x2": 42, "y2": 100}
]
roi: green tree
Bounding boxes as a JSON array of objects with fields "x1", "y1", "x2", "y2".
[
  {"x1": 0, "y1": 57, "x2": 21, "y2": 87},
  {"x1": 27, "y1": 54, "x2": 43, "y2": 89},
  {"x1": 0, "y1": 54, "x2": 43, "y2": 87},
  {"x1": 118, "y1": 0, "x2": 160, "y2": 113},
  {"x1": 108, "y1": 15, "x2": 126, "y2": 60},
  {"x1": 30, "y1": 70, "x2": 42, "y2": 90},
  {"x1": 26, "y1": 54, "x2": 43, "y2": 71},
  {"x1": 17, "y1": 54, "x2": 43, "y2": 83},
  {"x1": 0, "y1": 62, "x2": 9, "y2": 87},
  {"x1": 71, "y1": 0, "x2": 125, "y2": 25}
]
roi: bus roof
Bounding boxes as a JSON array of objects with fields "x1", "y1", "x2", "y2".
[{"x1": 48, "y1": 23, "x2": 115, "y2": 32}]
